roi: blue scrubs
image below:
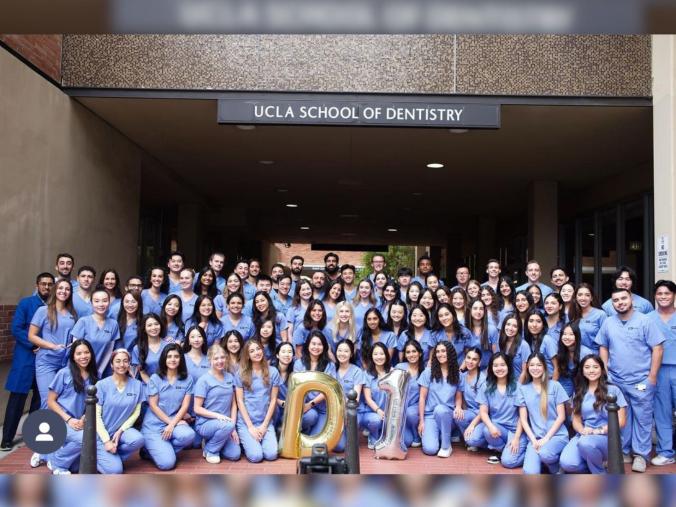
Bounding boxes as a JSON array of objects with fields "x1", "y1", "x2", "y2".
[
  {"x1": 418, "y1": 367, "x2": 464, "y2": 455},
  {"x1": 560, "y1": 385, "x2": 627, "y2": 473},
  {"x1": 72, "y1": 291, "x2": 93, "y2": 319},
  {"x1": 602, "y1": 293, "x2": 654, "y2": 316},
  {"x1": 352, "y1": 302, "x2": 375, "y2": 332},
  {"x1": 242, "y1": 282, "x2": 256, "y2": 301},
  {"x1": 142, "y1": 373, "x2": 196, "y2": 470},
  {"x1": 292, "y1": 326, "x2": 333, "y2": 349},
  {"x1": 141, "y1": 290, "x2": 167, "y2": 316},
  {"x1": 220, "y1": 313, "x2": 255, "y2": 341},
  {"x1": 47, "y1": 368, "x2": 92, "y2": 472},
  {"x1": 360, "y1": 371, "x2": 389, "y2": 447},
  {"x1": 457, "y1": 371, "x2": 486, "y2": 434},
  {"x1": 546, "y1": 319, "x2": 565, "y2": 343},
  {"x1": 115, "y1": 320, "x2": 138, "y2": 352},
  {"x1": 530, "y1": 335, "x2": 558, "y2": 377},
  {"x1": 397, "y1": 329, "x2": 436, "y2": 363},
  {"x1": 558, "y1": 345, "x2": 593, "y2": 398},
  {"x1": 286, "y1": 304, "x2": 309, "y2": 333},
  {"x1": 185, "y1": 353, "x2": 210, "y2": 383},
  {"x1": 394, "y1": 363, "x2": 422, "y2": 447},
  {"x1": 184, "y1": 319, "x2": 224, "y2": 347},
  {"x1": 95, "y1": 376, "x2": 145, "y2": 474},
  {"x1": 648, "y1": 310, "x2": 676, "y2": 460},
  {"x1": 293, "y1": 359, "x2": 337, "y2": 435},
  {"x1": 131, "y1": 341, "x2": 169, "y2": 381},
  {"x1": 326, "y1": 328, "x2": 354, "y2": 355},
  {"x1": 194, "y1": 371, "x2": 241, "y2": 461},
  {"x1": 466, "y1": 326, "x2": 499, "y2": 370},
  {"x1": 234, "y1": 366, "x2": 282, "y2": 463},
  {"x1": 595, "y1": 311, "x2": 665, "y2": 458},
  {"x1": 70, "y1": 315, "x2": 119, "y2": 378},
  {"x1": 179, "y1": 294, "x2": 198, "y2": 323},
  {"x1": 30, "y1": 307, "x2": 76, "y2": 408},
  {"x1": 515, "y1": 380, "x2": 569, "y2": 474},
  {"x1": 357, "y1": 329, "x2": 398, "y2": 356},
  {"x1": 108, "y1": 298, "x2": 121, "y2": 320},
  {"x1": 432, "y1": 328, "x2": 479, "y2": 367},
  {"x1": 165, "y1": 321, "x2": 184, "y2": 344},
  {"x1": 272, "y1": 292, "x2": 293, "y2": 315},
  {"x1": 324, "y1": 302, "x2": 338, "y2": 327},
  {"x1": 515, "y1": 282, "x2": 553, "y2": 297},
  {"x1": 214, "y1": 295, "x2": 227, "y2": 316},
  {"x1": 499, "y1": 338, "x2": 531, "y2": 382},
  {"x1": 578, "y1": 308, "x2": 607, "y2": 353},
  {"x1": 334, "y1": 364, "x2": 366, "y2": 451},
  {"x1": 168, "y1": 278, "x2": 182, "y2": 295}
]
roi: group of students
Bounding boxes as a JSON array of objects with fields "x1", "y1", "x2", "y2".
[{"x1": 4, "y1": 251, "x2": 674, "y2": 475}]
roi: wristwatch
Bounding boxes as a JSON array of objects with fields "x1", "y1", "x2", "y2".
[{"x1": 310, "y1": 401, "x2": 316, "y2": 408}]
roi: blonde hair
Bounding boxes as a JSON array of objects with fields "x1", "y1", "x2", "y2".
[
  {"x1": 238, "y1": 339, "x2": 270, "y2": 391},
  {"x1": 207, "y1": 343, "x2": 226, "y2": 362},
  {"x1": 525, "y1": 353, "x2": 550, "y2": 419},
  {"x1": 331, "y1": 301, "x2": 357, "y2": 343}
]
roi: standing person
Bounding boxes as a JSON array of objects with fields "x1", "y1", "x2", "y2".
[
  {"x1": 456, "y1": 348, "x2": 486, "y2": 450},
  {"x1": 131, "y1": 314, "x2": 169, "y2": 384},
  {"x1": 324, "y1": 252, "x2": 341, "y2": 281},
  {"x1": 648, "y1": 280, "x2": 676, "y2": 467},
  {"x1": 184, "y1": 296, "x2": 224, "y2": 347},
  {"x1": 377, "y1": 282, "x2": 399, "y2": 324},
  {"x1": 166, "y1": 251, "x2": 185, "y2": 295},
  {"x1": 311, "y1": 271, "x2": 327, "y2": 300},
  {"x1": 178, "y1": 268, "x2": 198, "y2": 323},
  {"x1": 450, "y1": 288, "x2": 469, "y2": 325},
  {"x1": 115, "y1": 291, "x2": 142, "y2": 352},
  {"x1": 289, "y1": 255, "x2": 305, "y2": 296},
  {"x1": 560, "y1": 355, "x2": 628, "y2": 474},
  {"x1": 352, "y1": 279, "x2": 377, "y2": 331},
  {"x1": 292, "y1": 300, "x2": 331, "y2": 357},
  {"x1": 480, "y1": 286, "x2": 502, "y2": 329},
  {"x1": 398, "y1": 305, "x2": 434, "y2": 363},
  {"x1": 432, "y1": 304, "x2": 476, "y2": 367},
  {"x1": 220, "y1": 293, "x2": 256, "y2": 341},
  {"x1": 418, "y1": 341, "x2": 464, "y2": 457},
  {"x1": 142, "y1": 343, "x2": 196, "y2": 471},
  {"x1": 214, "y1": 273, "x2": 244, "y2": 318},
  {"x1": 327, "y1": 301, "x2": 358, "y2": 358},
  {"x1": 95, "y1": 349, "x2": 145, "y2": 474},
  {"x1": 141, "y1": 267, "x2": 168, "y2": 316},
  {"x1": 514, "y1": 291, "x2": 534, "y2": 330},
  {"x1": 194, "y1": 267, "x2": 218, "y2": 299},
  {"x1": 43, "y1": 339, "x2": 97, "y2": 474},
  {"x1": 395, "y1": 340, "x2": 424, "y2": 448},
  {"x1": 498, "y1": 315, "x2": 530, "y2": 383},
  {"x1": 54, "y1": 253, "x2": 76, "y2": 286},
  {"x1": 270, "y1": 262, "x2": 286, "y2": 290},
  {"x1": 235, "y1": 339, "x2": 281, "y2": 463},
  {"x1": 340, "y1": 264, "x2": 357, "y2": 301},
  {"x1": 373, "y1": 272, "x2": 389, "y2": 301},
  {"x1": 570, "y1": 283, "x2": 606, "y2": 353},
  {"x1": 454, "y1": 265, "x2": 470, "y2": 291},
  {"x1": 252, "y1": 291, "x2": 289, "y2": 345},
  {"x1": 252, "y1": 318, "x2": 277, "y2": 361},
  {"x1": 207, "y1": 252, "x2": 227, "y2": 293},
  {"x1": 1, "y1": 273, "x2": 54, "y2": 450},
  {"x1": 235, "y1": 260, "x2": 255, "y2": 301},
  {"x1": 419, "y1": 288, "x2": 438, "y2": 322},
  {"x1": 413, "y1": 254, "x2": 435, "y2": 286},
  {"x1": 466, "y1": 280, "x2": 482, "y2": 300},
  {"x1": 160, "y1": 294, "x2": 185, "y2": 344},
  {"x1": 360, "y1": 343, "x2": 392, "y2": 449},
  {"x1": 272, "y1": 274, "x2": 293, "y2": 315},
  {"x1": 286, "y1": 279, "x2": 313, "y2": 338},
  {"x1": 70, "y1": 287, "x2": 119, "y2": 377},
  {"x1": 482, "y1": 259, "x2": 502, "y2": 292},
  {"x1": 321, "y1": 279, "x2": 344, "y2": 326},
  {"x1": 124, "y1": 276, "x2": 144, "y2": 296},
  {"x1": 523, "y1": 310, "x2": 559, "y2": 378},
  {"x1": 222, "y1": 330, "x2": 244, "y2": 374},
  {"x1": 247, "y1": 258, "x2": 262, "y2": 289},
  {"x1": 406, "y1": 281, "x2": 423, "y2": 309},
  {"x1": 466, "y1": 299, "x2": 499, "y2": 370},
  {"x1": 358, "y1": 308, "x2": 397, "y2": 367},
  {"x1": 498, "y1": 276, "x2": 516, "y2": 318},
  {"x1": 559, "y1": 282, "x2": 576, "y2": 317},
  {"x1": 555, "y1": 322, "x2": 592, "y2": 399},
  {"x1": 386, "y1": 300, "x2": 408, "y2": 342},
  {"x1": 516, "y1": 260, "x2": 554, "y2": 297},
  {"x1": 543, "y1": 293, "x2": 567, "y2": 343},
  {"x1": 601, "y1": 266, "x2": 654, "y2": 316},
  {"x1": 333, "y1": 340, "x2": 365, "y2": 452},
  {"x1": 516, "y1": 352, "x2": 569, "y2": 474},
  {"x1": 596, "y1": 287, "x2": 664, "y2": 473},
  {"x1": 99, "y1": 269, "x2": 123, "y2": 319},
  {"x1": 194, "y1": 344, "x2": 241, "y2": 464},
  {"x1": 527, "y1": 284, "x2": 544, "y2": 310},
  {"x1": 72, "y1": 266, "x2": 95, "y2": 318},
  {"x1": 550, "y1": 266, "x2": 570, "y2": 292},
  {"x1": 397, "y1": 267, "x2": 413, "y2": 301},
  {"x1": 368, "y1": 253, "x2": 387, "y2": 284}
]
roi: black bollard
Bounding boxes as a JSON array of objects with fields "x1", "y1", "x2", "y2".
[
  {"x1": 606, "y1": 393, "x2": 624, "y2": 474},
  {"x1": 345, "y1": 389, "x2": 360, "y2": 474},
  {"x1": 79, "y1": 385, "x2": 98, "y2": 474}
]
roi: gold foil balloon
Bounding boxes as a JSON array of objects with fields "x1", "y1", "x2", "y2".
[
  {"x1": 374, "y1": 368, "x2": 410, "y2": 460},
  {"x1": 278, "y1": 371, "x2": 345, "y2": 459}
]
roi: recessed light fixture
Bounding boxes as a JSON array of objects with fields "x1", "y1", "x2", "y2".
[
  {"x1": 235, "y1": 125, "x2": 256, "y2": 131},
  {"x1": 300, "y1": 226, "x2": 310, "y2": 230},
  {"x1": 449, "y1": 128, "x2": 468, "y2": 134},
  {"x1": 276, "y1": 188, "x2": 288, "y2": 193},
  {"x1": 426, "y1": 162, "x2": 444, "y2": 169},
  {"x1": 259, "y1": 160, "x2": 275, "y2": 165},
  {"x1": 387, "y1": 228, "x2": 398, "y2": 232},
  {"x1": 286, "y1": 203, "x2": 299, "y2": 208}
]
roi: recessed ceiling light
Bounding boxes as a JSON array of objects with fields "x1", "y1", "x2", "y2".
[
  {"x1": 387, "y1": 228, "x2": 398, "y2": 232},
  {"x1": 449, "y1": 129, "x2": 468, "y2": 134},
  {"x1": 235, "y1": 125, "x2": 256, "y2": 131},
  {"x1": 259, "y1": 160, "x2": 274, "y2": 165},
  {"x1": 300, "y1": 226, "x2": 310, "y2": 230},
  {"x1": 277, "y1": 188, "x2": 288, "y2": 193},
  {"x1": 426, "y1": 162, "x2": 444, "y2": 169},
  {"x1": 286, "y1": 203, "x2": 299, "y2": 208}
]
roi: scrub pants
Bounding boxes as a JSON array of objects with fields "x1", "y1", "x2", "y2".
[
  {"x1": 49, "y1": 426, "x2": 83, "y2": 472},
  {"x1": 361, "y1": 412, "x2": 384, "y2": 446},
  {"x1": 465, "y1": 422, "x2": 512, "y2": 452},
  {"x1": 2, "y1": 383, "x2": 40, "y2": 445},
  {"x1": 196, "y1": 419, "x2": 241, "y2": 461},
  {"x1": 456, "y1": 409, "x2": 479, "y2": 437},
  {"x1": 560, "y1": 434, "x2": 608, "y2": 474},
  {"x1": 421, "y1": 405, "x2": 454, "y2": 455},
  {"x1": 654, "y1": 364, "x2": 676, "y2": 459},
  {"x1": 236, "y1": 420, "x2": 278, "y2": 463},
  {"x1": 301, "y1": 408, "x2": 319, "y2": 434},
  {"x1": 96, "y1": 428, "x2": 145, "y2": 474},
  {"x1": 616, "y1": 381, "x2": 656, "y2": 459},
  {"x1": 522, "y1": 435, "x2": 568, "y2": 474},
  {"x1": 403, "y1": 405, "x2": 421, "y2": 447},
  {"x1": 143, "y1": 423, "x2": 196, "y2": 471},
  {"x1": 499, "y1": 431, "x2": 528, "y2": 469},
  {"x1": 36, "y1": 363, "x2": 60, "y2": 409}
]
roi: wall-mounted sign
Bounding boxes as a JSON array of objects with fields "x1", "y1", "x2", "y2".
[
  {"x1": 218, "y1": 96, "x2": 500, "y2": 128},
  {"x1": 656, "y1": 234, "x2": 670, "y2": 273}
]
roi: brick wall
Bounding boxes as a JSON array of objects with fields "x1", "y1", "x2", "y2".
[
  {"x1": 274, "y1": 243, "x2": 365, "y2": 269},
  {"x1": 0, "y1": 305, "x2": 17, "y2": 362},
  {"x1": 0, "y1": 34, "x2": 62, "y2": 83}
]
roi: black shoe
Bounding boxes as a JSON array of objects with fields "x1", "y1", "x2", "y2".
[{"x1": 1, "y1": 441, "x2": 13, "y2": 451}]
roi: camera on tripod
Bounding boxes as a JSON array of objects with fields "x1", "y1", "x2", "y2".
[{"x1": 297, "y1": 443, "x2": 349, "y2": 474}]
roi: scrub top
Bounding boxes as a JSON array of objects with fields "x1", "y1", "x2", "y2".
[
  {"x1": 141, "y1": 289, "x2": 167, "y2": 316},
  {"x1": 292, "y1": 326, "x2": 333, "y2": 348},
  {"x1": 352, "y1": 302, "x2": 375, "y2": 332},
  {"x1": 461, "y1": 370, "x2": 486, "y2": 411},
  {"x1": 49, "y1": 367, "x2": 92, "y2": 419},
  {"x1": 335, "y1": 363, "x2": 366, "y2": 399},
  {"x1": 515, "y1": 380, "x2": 569, "y2": 439},
  {"x1": 72, "y1": 291, "x2": 93, "y2": 319},
  {"x1": 557, "y1": 344, "x2": 593, "y2": 397},
  {"x1": 71, "y1": 315, "x2": 119, "y2": 374},
  {"x1": 220, "y1": 314, "x2": 255, "y2": 341},
  {"x1": 131, "y1": 340, "x2": 169, "y2": 380},
  {"x1": 242, "y1": 282, "x2": 256, "y2": 301},
  {"x1": 326, "y1": 328, "x2": 355, "y2": 355},
  {"x1": 499, "y1": 338, "x2": 531, "y2": 381},
  {"x1": 417, "y1": 366, "x2": 464, "y2": 416},
  {"x1": 108, "y1": 298, "x2": 121, "y2": 320},
  {"x1": 96, "y1": 376, "x2": 145, "y2": 435},
  {"x1": 324, "y1": 302, "x2": 338, "y2": 327},
  {"x1": 432, "y1": 328, "x2": 480, "y2": 366},
  {"x1": 286, "y1": 304, "x2": 309, "y2": 333},
  {"x1": 357, "y1": 329, "x2": 398, "y2": 353},
  {"x1": 476, "y1": 382, "x2": 520, "y2": 432},
  {"x1": 185, "y1": 353, "x2": 210, "y2": 383},
  {"x1": 165, "y1": 320, "x2": 184, "y2": 344},
  {"x1": 194, "y1": 370, "x2": 236, "y2": 429},
  {"x1": 360, "y1": 371, "x2": 389, "y2": 414},
  {"x1": 142, "y1": 373, "x2": 194, "y2": 431},
  {"x1": 530, "y1": 334, "x2": 558, "y2": 376},
  {"x1": 394, "y1": 363, "x2": 421, "y2": 408},
  {"x1": 602, "y1": 293, "x2": 654, "y2": 316},
  {"x1": 292, "y1": 359, "x2": 337, "y2": 414},
  {"x1": 115, "y1": 320, "x2": 138, "y2": 351},
  {"x1": 576, "y1": 384, "x2": 627, "y2": 429},
  {"x1": 31, "y1": 306, "x2": 76, "y2": 369},
  {"x1": 184, "y1": 319, "x2": 224, "y2": 347},
  {"x1": 272, "y1": 292, "x2": 293, "y2": 315},
  {"x1": 546, "y1": 319, "x2": 565, "y2": 343},
  {"x1": 168, "y1": 278, "x2": 182, "y2": 295},
  {"x1": 397, "y1": 329, "x2": 436, "y2": 362},
  {"x1": 515, "y1": 282, "x2": 554, "y2": 297},
  {"x1": 234, "y1": 366, "x2": 282, "y2": 426},
  {"x1": 646, "y1": 310, "x2": 676, "y2": 366},
  {"x1": 180, "y1": 294, "x2": 198, "y2": 323},
  {"x1": 466, "y1": 326, "x2": 499, "y2": 370},
  {"x1": 577, "y1": 308, "x2": 607, "y2": 352}
]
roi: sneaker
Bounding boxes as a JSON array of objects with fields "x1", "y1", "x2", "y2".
[
  {"x1": 410, "y1": 440, "x2": 422, "y2": 448},
  {"x1": 0, "y1": 441, "x2": 12, "y2": 451},
  {"x1": 467, "y1": 446, "x2": 479, "y2": 452},
  {"x1": 30, "y1": 453, "x2": 44, "y2": 468},
  {"x1": 367, "y1": 441, "x2": 375, "y2": 450},
  {"x1": 632, "y1": 455, "x2": 647, "y2": 473},
  {"x1": 487, "y1": 455, "x2": 500, "y2": 465},
  {"x1": 623, "y1": 453, "x2": 633, "y2": 464},
  {"x1": 437, "y1": 447, "x2": 452, "y2": 458},
  {"x1": 52, "y1": 468, "x2": 71, "y2": 475},
  {"x1": 651, "y1": 455, "x2": 676, "y2": 466},
  {"x1": 205, "y1": 454, "x2": 221, "y2": 464}
]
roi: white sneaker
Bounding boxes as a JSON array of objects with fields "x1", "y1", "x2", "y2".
[
  {"x1": 367, "y1": 441, "x2": 375, "y2": 450},
  {"x1": 650, "y1": 455, "x2": 675, "y2": 466},
  {"x1": 410, "y1": 441, "x2": 422, "y2": 448},
  {"x1": 631, "y1": 455, "x2": 647, "y2": 473},
  {"x1": 467, "y1": 446, "x2": 479, "y2": 452},
  {"x1": 30, "y1": 453, "x2": 44, "y2": 468},
  {"x1": 205, "y1": 454, "x2": 221, "y2": 464},
  {"x1": 437, "y1": 447, "x2": 452, "y2": 458},
  {"x1": 52, "y1": 468, "x2": 71, "y2": 475}
]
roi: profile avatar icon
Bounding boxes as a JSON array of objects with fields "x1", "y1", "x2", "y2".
[
  {"x1": 35, "y1": 422, "x2": 54, "y2": 442},
  {"x1": 22, "y1": 409, "x2": 67, "y2": 453}
]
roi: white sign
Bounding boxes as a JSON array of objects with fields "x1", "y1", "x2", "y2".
[{"x1": 656, "y1": 234, "x2": 670, "y2": 273}]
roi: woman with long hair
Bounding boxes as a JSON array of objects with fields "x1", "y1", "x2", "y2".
[
  {"x1": 467, "y1": 280, "x2": 482, "y2": 300},
  {"x1": 497, "y1": 276, "x2": 516, "y2": 318},
  {"x1": 252, "y1": 318, "x2": 277, "y2": 361},
  {"x1": 327, "y1": 301, "x2": 357, "y2": 358},
  {"x1": 183, "y1": 325, "x2": 210, "y2": 383},
  {"x1": 333, "y1": 339, "x2": 365, "y2": 452},
  {"x1": 352, "y1": 279, "x2": 377, "y2": 331},
  {"x1": 456, "y1": 347, "x2": 486, "y2": 450},
  {"x1": 527, "y1": 284, "x2": 544, "y2": 310},
  {"x1": 554, "y1": 322, "x2": 593, "y2": 398},
  {"x1": 498, "y1": 314, "x2": 531, "y2": 383},
  {"x1": 194, "y1": 267, "x2": 218, "y2": 299},
  {"x1": 432, "y1": 303, "x2": 476, "y2": 367},
  {"x1": 160, "y1": 294, "x2": 184, "y2": 344},
  {"x1": 131, "y1": 313, "x2": 168, "y2": 384},
  {"x1": 466, "y1": 299, "x2": 499, "y2": 370},
  {"x1": 419, "y1": 288, "x2": 438, "y2": 324},
  {"x1": 480, "y1": 286, "x2": 501, "y2": 329},
  {"x1": 559, "y1": 354, "x2": 627, "y2": 473},
  {"x1": 378, "y1": 281, "x2": 399, "y2": 320},
  {"x1": 395, "y1": 339, "x2": 424, "y2": 448},
  {"x1": 286, "y1": 279, "x2": 313, "y2": 338},
  {"x1": 543, "y1": 293, "x2": 567, "y2": 343},
  {"x1": 219, "y1": 293, "x2": 255, "y2": 341},
  {"x1": 321, "y1": 279, "x2": 345, "y2": 327},
  {"x1": 292, "y1": 299, "x2": 331, "y2": 357},
  {"x1": 386, "y1": 299, "x2": 408, "y2": 339},
  {"x1": 397, "y1": 305, "x2": 434, "y2": 363},
  {"x1": 100, "y1": 269, "x2": 123, "y2": 318},
  {"x1": 184, "y1": 295, "x2": 224, "y2": 347},
  {"x1": 115, "y1": 290, "x2": 142, "y2": 351},
  {"x1": 141, "y1": 266, "x2": 168, "y2": 315},
  {"x1": 270, "y1": 342, "x2": 295, "y2": 430},
  {"x1": 559, "y1": 282, "x2": 576, "y2": 317},
  {"x1": 516, "y1": 352, "x2": 569, "y2": 474},
  {"x1": 570, "y1": 283, "x2": 606, "y2": 353},
  {"x1": 360, "y1": 342, "x2": 392, "y2": 449},
  {"x1": 221, "y1": 329, "x2": 244, "y2": 374},
  {"x1": 523, "y1": 309, "x2": 559, "y2": 378},
  {"x1": 252, "y1": 291, "x2": 288, "y2": 345},
  {"x1": 450, "y1": 288, "x2": 469, "y2": 325},
  {"x1": 358, "y1": 308, "x2": 397, "y2": 367},
  {"x1": 406, "y1": 281, "x2": 424, "y2": 310},
  {"x1": 514, "y1": 291, "x2": 534, "y2": 331},
  {"x1": 214, "y1": 273, "x2": 244, "y2": 319}
]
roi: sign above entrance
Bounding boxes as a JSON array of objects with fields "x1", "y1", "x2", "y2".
[{"x1": 217, "y1": 97, "x2": 500, "y2": 128}]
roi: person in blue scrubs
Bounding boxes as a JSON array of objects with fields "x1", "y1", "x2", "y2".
[
  {"x1": 270, "y1": 342, "x2": 294, "y2": 430},
  {"x1": 252, "y1": 291, "x2": 288, "y2": 344},
  {"x1": 142, "y1": 343, "x2": 196, "y2": 471},
  {"x1": 543, "y1": 293, "x2": 566, "y2": 343},
  {"x1": 235, "y1": 261, "x2": 256, "y2": 301},
  {"x1": 166, "y1": 251, "x2": 185, "y2": 295},
  {"x1": 70, "y1": 288, "x2": 119, "y2": 378},
  {"x1": 177, "y1": 268, "x2": 198, "y2": 324},
  {"x1": 514, "y1": 291, "x2": 534, "y2": 332},
  {"x1": 456, "y1": 347, "x2": 486, "y2": 448},
  {"x1": 516, "y1": 352, "x2": 569, "y2": 474},
  {"x1": 352, "y1": 279, "x2": 377, "y2": 332},
  {"x1": 286, "y1": 279, "x2": 313, "y2": 338},
  {"x1": 386, "y1": 299, "x2": 408, "y2": 343},
  {"x1": 327, "y1": 301, "x2": 358, "y2": 359},
  {"x1": 272, "y1": 274, "x2": 293, "y2": 315},
  {"x1": 498, "y1": 314, "x2": 531, "y2": 383},
  {"x1": 322, "y1": 280, "x2": 345, "y2": 329},
  {"x1": 333, "y1": 339, "x2": 365, "y2": 451},
  {"x1": 252, "y1": 318, "x2": 278, "y2": 361},
  {"x1": 395, "y1": 339, "x2": 423, "y2": 448},
  {"x1": 373, "y1": 272, "x2": 389, "y2": 301},
  {"x1": 292, "y1": 299, "x2": 331, "y2": 357},
  {"x1": 100, "y1": 269, "x2": 123, "y2": 319},
  {"x1": 235, "y1": 338, "x2": 281, "y2": 463},
  {"x1": 44, "y1": 339, "x2": 97, "y2": 474},
  {"x1": 649, "y1": 280, "x2": 676, "y2": 467},
  {"x1": 72, "y1": 266, "x2": 95, "y2": 319},
  {"x1": 360, "y1": 342, "x2": 391, "y2": 449},
  {"x1": 242, "y1": 276, "x2": 275, "y2": 318},
  {"x1": 601, "y1": 266, "x2": 654, "y2": 316},
  {"x1": 293, "y1": 331, "x2": 337, "y2": 435},
  {"x1": 560, "y1": 354, "x2": 627, "y2": 474},
  {"x1": 554, "y1": 322, "x2": 593, "y2": 399},
  {"x1": 214, "y1": 273, "x2": 244, "y2": 318},
  {"x1": 398, "y1": 305, "x2": 434, "y2": 363},
  {"x1": 466, "y1": 300, "x2": 499, "y2": 370},
  {"x1": 523, "y1": 310, "x2": 559, "y2": 378},
  {"x1": 183, "y1": 326, "x2": 210, "y2": 383},
  {"x1": 184, "y1": 295, "x2": 224, "y2": 347},
  {"x1": 222, "y1": 330, "x2": 244, "y2": 375},
  {"x1": 95, "y1": 349, "x2": 145, "y2": 474},
  {"x1": 480, "y1": 286, "x2": 502, "y2": 331},
  {"x1": 378, "y1": 282, "x2": 399, "y2": 322},
  {"x1": 450, "y1": 288, "x2": 468, "y2": 326},
  {"x1": 406, "y1": 281, "x2": 423, "y2": 309},
  {"x1": 417, "y1": 341, "x2": 463, "y2": 457},
  {"x1": 114, "y1": 291, "x2": 142, "y2": 352},
  {"x1": 220, "y1": 293, "x2": 255, "y2": 341},
  {"x1": 159, "y1": 294, "x2": 185, "y2": 344},
  {"x1": 141, "y1": 266, "x2": 168, "y2": 316},
  {"x1": 358, "y1": 308, "x2": 397, "y2": 367},
  {"x1": 432, "y1": 303, "x2": 477, "y2": 368},
  {"x1": 435, "y1": 286, "x2": 451, "y2": 306},
  {"x1": 515, "y1": 261, "x2": 554, "y2": 297},
  {"x1": 194, "y1": 343, "x2": 241, "y2": 464},
  {"x1": 571, "y1": 282, "x2": 606, "y2": 353},
  {"x1": 425, "y1": 274, "x2": 441, "y2": 294},
  {"x1": 29, "y1": 278, "x2": 77, "y2": 409},
  {"x1": 527, "y1": 284, "x2": 544, "y2": 310},
  {"x1": 131, "y1": 313, "x2": 169, "y2": 385},
  {"x1": 194, "y1": 267, "x2": 218, "y2": 299},
  {"x1": 419, "y1": 288, "x2": 438, "y2": 325},
  {"x1": 497, "y1": 276, "x2": 516, "y2": 318},
  {"x1": 596, "y1": 287, "x2": 664, "y2": 473},
  {"x1": 465, "y1": 352, "x2": 527, "y2": 468}
]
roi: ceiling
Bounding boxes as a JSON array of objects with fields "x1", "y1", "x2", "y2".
[{"x1": 76, "y1": 96, "x2": 653, "y2": 244}]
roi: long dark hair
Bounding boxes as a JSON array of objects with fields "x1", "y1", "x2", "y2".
[
  {"x1": 158, "y1": 343, "x2": 188, "y2": 380},
  {"x1": 406, "y1": 305, "x2": 430, "y2": 336},
  {"x1": 302, "y1": 299, "x2": 327, "y2": 330},
  {"x1": 485, "y1": 352, "x2": 516, "y2": 395},
  {"x1": 322, "y1": 279, "x2": 345, "y2": 304},
  {"x1": 253, "y1": 318, "x2": 277, "y2": 359},
  {"x1": 497, "y1": 276, "x2": 515, "y2": 309},
  {"x1": 573, "y1": 354, "x2": 609, "y2": 415},
  {"x1": 406, "y1": 281, "x2": 424, "y2": 307},
  {"x1": 46, "y1": 279, "x2": 77, "y2": 331},
  {"x1": 360, "y1": 307, "x2": 387, "y2": 366},
  {"x1": 194, "y1": 267, "x2": 218, "y2": 299},
  {"x1": 432, "y1": 303, "x2": 462, "y2": 337},
  {"x1": 467, "y1": 299, "x2": 491, "y2": 352},
  {"x1": 386, "y1": 299, "x2": 408, "y2": 335},
  {"x1": 366, "y1": 342, "x2": 391, "y2": 378},
  {"x1": 301, "y1": 330, "x2": 331, "y2": 373},
  {"x1": 498, "y1": 314, "x2": 524, "y2": 357},
  {"x1": 569, "y1": 282, "x2": 602, "y2": 322},
  {"x1": 189, "y1": 295, "x2": 220, "y2": 326},
  {"x1": 430, "y1": 341, "x2": 459, "y2": 385},
  {"x1": 221, "y1": 329, "x2": 244, "y2": 373},
  {"x1": 333, "y1": 338, "x2": 357, "y2": 372},
  {"x1": 138, "y1": 313, "x2": 166, "y2": 369},
  {"x1": 271, "y1": 341, "x2": 295, "y2": 387},
  {"x1": 556, "y1": 321, "x2": 582, "y2": 379},
  {"x1": 160, "y1": 294, "x2": 184, "y2": 334},
  {"x1": 480, "y1": 286, "x2": 500, "y2": 325},
  {"x1": 291, "y1": 279, "x2": 313, "y2": 308},
  {"x1": 117, "y1": 290, "x2": 143, "y2": 340},
  {"x1": 523, "y1": 308, "x2": 549, "y2": 354},
  {"x1": 252, "y1": 291, "x2": 277, "y2": 325},
  {"x1": 402, "y1": 339, "x2": 424, "y2": 378},
  {"x1": 68, "y1": 339, "x2": 98, "y2": 393},
  {"x1": 182, "y1": 325, "x2": 208, "y2": 355},
  {"x1": 144, "y1": 266, "x2": 169, "y2": 293},
  {"x1": 99, "y1": 269, "x2": 122, "y2": 300}
]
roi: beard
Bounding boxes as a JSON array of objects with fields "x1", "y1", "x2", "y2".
[
  {"x1": 291, "y1": 267, "x2": 302, "y2": 275},
  {"x1": 325, "y1": 265, "x2": 339, "y2": 275}
]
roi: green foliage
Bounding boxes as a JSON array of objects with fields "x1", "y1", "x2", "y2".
[{"x1": 356, "y1": 245, "x2": 416, "y2": 280}]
